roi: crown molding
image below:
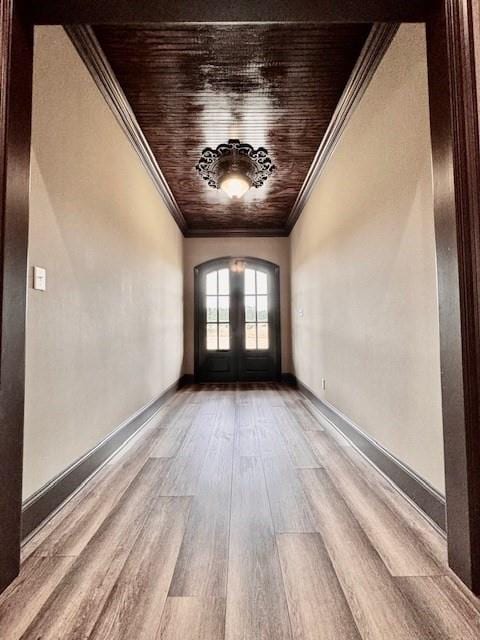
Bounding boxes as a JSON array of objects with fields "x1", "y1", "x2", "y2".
[
  {"x1": 65, "y1": 25, "x2": 188, "y2": 234},
  {"x1": 184, "y1": 227, "x2": 289, "y2": 238},
  {"x1": 285, "y1": 23, "x2": 399, "y2": 233},
  {"x1": 66, "y1": 23, "x2": 398, "y2": 238}
]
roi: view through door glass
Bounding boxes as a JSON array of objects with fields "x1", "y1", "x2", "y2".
[
  {"x1": 196, "y1": 258, "x2": 280, "y2": 382},
  {"x1": 206, "y1": 267, "x2": 230, "y2": 351},
  {"x1": 245, "y1": 267, "x2": 269, "y2": 350}
]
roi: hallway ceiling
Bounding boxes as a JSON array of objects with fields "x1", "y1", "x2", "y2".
[{"x1": 94, "y1": 24, "x2": 371, "y2": 235}]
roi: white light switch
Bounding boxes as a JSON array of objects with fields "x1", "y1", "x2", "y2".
[{"x1": 33, "y1": 266, "x2": 47, "y2": 291}]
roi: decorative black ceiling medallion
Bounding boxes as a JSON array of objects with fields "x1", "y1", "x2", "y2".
[{"x1": 196, "y1": 139, "x2": 275, "y2": 198}]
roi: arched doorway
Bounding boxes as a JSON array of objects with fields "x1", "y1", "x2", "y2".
[{"x1": 194, "y1": 257, "x2": 281, "y2": 382}]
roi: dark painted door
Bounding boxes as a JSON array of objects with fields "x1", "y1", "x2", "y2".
[{"x1": 195, "y1": 258, "x2": 280, "y2": 382}]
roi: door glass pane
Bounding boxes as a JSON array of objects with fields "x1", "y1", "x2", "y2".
[
  {"x1": 205, "y1": 268, "x2": 230, "y2": 353},
  {"x1": 256, "y1": 270, "x2": 268, "y2": 295},
  {"x1": 218, "y1": 323, "x2": 230, "y2": 350},
  {"x1": 257, "y1": 295, "x2": 268, "y2": 322},
  {"x1": 218, "y1": 268, "x2": 229, "y2": 295},
  {"x1": 244, "y1": 268, "x2": 270, "y2": 351},
  {"x1": 207, "y1": 324, "x2": 218, "y2": 350},
  {"x1": 207, "y1": 296, "x2": 218, "y2": 322},
  {"x1": 245, "y1": 295, "x2": 256, "y2": 322},
  {"x1": 245, "y1": 323, "x2": 257, "y2": 350},
  {"x1": 257, "y1": 323, "x2": 269, "y2": 349},
  {"x1": 245, "y1": 268, "x2": 256, "y2": 294},
  {"x1": 206, "y1": 271, "x2": 218, "y2": 295},
  {"x1": 218, "y1": 296, "x2": 229, "y2": 322}
]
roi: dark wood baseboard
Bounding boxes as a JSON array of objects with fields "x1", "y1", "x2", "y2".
[
  {"x1": 180, "y1": 373, "x2": 295, "y2": 385},
  {"x1": 297, "y1": 380, "x2": 446, "y2": 532},
  {"x1": 21, "y1": 378, "x2": 181, "y2": 540},
  {"x1": 281, "y1": 373, "x2": 297, "y2": 385}
]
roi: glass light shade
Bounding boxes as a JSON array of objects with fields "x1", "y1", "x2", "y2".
[
  {"x1": 230, "y1": 259, "x2": 246, "y2": 273},
  {"x1": 219, "y1": 172, "x2": 251, "y2": 199}
]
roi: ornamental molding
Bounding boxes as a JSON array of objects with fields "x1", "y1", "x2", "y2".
[{"x1": 196, "y1": 139, "x2": 275, "y2": 190}]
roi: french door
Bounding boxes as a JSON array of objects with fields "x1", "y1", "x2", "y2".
[{"x1": 195, "y1": 258, "x2": 280, "y2": 382}]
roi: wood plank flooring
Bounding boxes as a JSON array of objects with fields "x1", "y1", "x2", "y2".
[{"x1": 1, "y1": 383, "x2": 480, "y2": 639}]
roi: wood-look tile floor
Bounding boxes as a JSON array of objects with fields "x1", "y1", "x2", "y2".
[{"x1": 2, "y1": 383, "x2": 480, "y2": 639}]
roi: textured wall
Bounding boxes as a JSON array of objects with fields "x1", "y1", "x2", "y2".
[
  {"x1": 24, "y1": 27, "x2": 184, "y2": 499},
  {"x1": 290, "y1": 25, "x2": 444, "y2": 492}
]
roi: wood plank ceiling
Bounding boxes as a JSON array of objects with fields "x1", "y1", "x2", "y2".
[{"x1": 94, "y1": 24, "x2": 371, "y2": 235}]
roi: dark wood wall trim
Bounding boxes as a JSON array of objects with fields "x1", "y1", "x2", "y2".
[
  {"x1": 21, "y1": 378, "x2": 182, "y2": 541},
  {"x1": 29, "y1": 1, "x2": 429, "y2": 26},
  {"x1": 285, "y1": 23, "x2": 398, "y2": 233},
  {"x1": 281, "y1": 372, "x2": 297, "y2": 386},
  {"x1": 65, "y1": 25, "x2": 187, "y2": 234},
  {"x1": 297, "y1": 380, "x2": 447, "y2": 532},
  {"x1": 185, "y1": 228, "x2": 289, "y2": 239},
  {"x1": 179, "y1": 373, "x2": 195, "y2": 387},
  {"x1": 64, "y1": 21, "x2": 398, "y2": 240},
  {"x1": 426, "y1": 0, "x2": 480, "y2": 593},
  {"x1": 0, "y1": 0, "x2": 33, "y2": 594}
]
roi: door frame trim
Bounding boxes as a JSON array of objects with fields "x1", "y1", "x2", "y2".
[
  {"x1": 194, "y1": 257, "x2": 281, "y2": 383},
  {"x1": 1, "y1": 0, "x2": 480, "y2": 594},
  {"x1": 425, "y1": 0, "x2": 480, "y2": 592},
  {"x1": 0, "y1": 0, "x2": 33, "y2": 593},
  {"x1": 29, "y1": 0, "x2": 429, "y2": 25}
]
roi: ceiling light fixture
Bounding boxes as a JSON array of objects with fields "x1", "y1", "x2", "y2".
[
  {"x1": 196, "y1": 139, "x2": 275, "y2": 199},
  {"x1": 230, "y1": 258, "x2": 246, "y2": 273},
  {"x1": 219, "y1": 172, "x2": 251, "y2": 199}
]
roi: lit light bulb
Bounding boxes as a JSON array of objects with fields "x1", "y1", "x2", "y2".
[
  {"x1": 230, "y1": 259, "x2": 246, "y2": 273},
  {"x1": 219, "y1": 173, "x2": 251, "y2": 199}
]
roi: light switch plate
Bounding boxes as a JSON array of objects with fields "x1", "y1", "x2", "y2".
[{"x1": 33, "y1": 266, "x2": 47, "y2": 291}]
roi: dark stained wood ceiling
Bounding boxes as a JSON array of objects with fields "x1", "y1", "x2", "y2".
[{"x1": 94, "y1": 24, "x2": 371, "y2": 233}]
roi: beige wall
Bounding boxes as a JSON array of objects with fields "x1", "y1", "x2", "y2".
[
  {"x1": 183, "y1": 237, "x2": 292, "y2": 374},
  {"x1": 24, "y1": 27, "x2": 184, "y2": 499},
  {"x1": 290, "y1": 25, "x2": 445, "y2": 492}
]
